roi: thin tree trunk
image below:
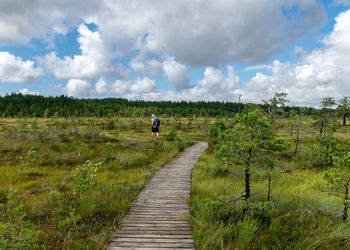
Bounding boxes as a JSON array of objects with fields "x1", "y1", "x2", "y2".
[
  {"x1": 245, "y1": 148, "x2": 252, "y2": 200},
  {"x1": 294, "y1": 117, "x2": 301, "y2": 154},
  {"x1": 320, "y1": 120, "x2": 324, "y2": 134},
  {"x1": 267, "y1": 173, "x2": 271, "y2": 201},
  {"x1": 343, "y1": 113, "x2": 346, "y2": 126},
  {"x1": 268, "y1": 106, "x2": 274, "y2": 122},
  {"x1": 245, "y1": 167, "x2": 250, "y2": 200},
  {"x1": 343, "y1": 173, "x2": 350, "y2": 221}
]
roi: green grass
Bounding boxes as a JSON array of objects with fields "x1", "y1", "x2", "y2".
[
  {"x1": 189, "y1": 153, "x2": 350, "y2": 249},
  {"x1": 2, "y1": 116, "x2": 350, "y2": 249},
  {"x1": 0, "y1": 117, "x2": 198, "y2": 248},
  {"x1": 189, "y1": 118, "x2": 350, "y2": 250}
]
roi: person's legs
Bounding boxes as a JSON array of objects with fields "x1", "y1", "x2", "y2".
[{"x1": 156, "y1": 132, "x2": 159, "y2": 137}]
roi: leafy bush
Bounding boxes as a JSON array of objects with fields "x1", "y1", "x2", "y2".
[
  {"x1": 19, "y1": 146, "x2": 37, "y2": 167},
  {"x1": 0, "y1": 189, "x2": 42, "y2": 249},
  {"x1": 165, "y1": 130, "x2": 177, "y2": 141},
  {"x1": 74, "y1": 160, "x2": 102, "y2": 195},
  {"x1": 209, "y1": 120, "x2": 227, "y2": 138},
  {"x1": 105, "y1": 120, "x2": 115, "y2": 130}
]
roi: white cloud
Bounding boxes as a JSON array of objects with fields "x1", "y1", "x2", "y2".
[
  {"x1": 91, "y1": 0, "x2": 326, "y2": 66},
  {"x1": 0, "y1": 0, "x2": 102, "y2": 45},
  {"x1": 94, "y1": 77, "x2": 156, "y2": 97},
  {"x1": 41, "y1": 24, "x2": 107, "y2": 79},
  {"x1": 244, "y1": 64, "x2": 273, "y2": 71},
  {"x1": 66, "y1": 79, "x2": 92, "y2": 97},
  {"x1": 199, "y1": 66, "x2": 240, "y2": 92},
  {"x1": 3, "y1": 0, "x2": 347, "y2": 106},
  {"x1": 101, "y1": 4, "x2": 350, "y2": 108},
  {"x1": 234, "y1": 9, "x2": 350, "y2": 106},
  {"x1": 129, "y1": 53, "x2": 162, "y2": 77},
  {"x1": 163, "y1": 57, "x2": 190, "y2": 90},
  {"x1": 0, "y1": 51, "x2": 42, "y2": 83},
  {"x1": 130, "y1": 77, "x2": 157, "y2": 94},
  {"x1": 19, "y1": 88, "x2": 40, "y2": 95},
  {"x1": 128, "y1": 65, "x2": 241, "y2": 102},
  {"x1": 103, "y1": 63, "x2": 130, "y2": 79}
]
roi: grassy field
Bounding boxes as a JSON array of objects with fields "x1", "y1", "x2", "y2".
[
  {"x1": 1, "y1": 116, "x2": 350, "y2": 249},
  {"x1": 188, "y1": 119, "x2": 350, "y2": 249},
  {"x1": 0, "y1": 117, "x2": 212, "y2": 248}
]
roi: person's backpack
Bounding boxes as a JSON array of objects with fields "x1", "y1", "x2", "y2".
[{"x1": 154, "y1": 118, "x2": 160, "y2": 127}]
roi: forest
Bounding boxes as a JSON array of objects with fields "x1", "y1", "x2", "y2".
[{"x1": 0, "y1": 93, "x2": 317, "y2": 118}]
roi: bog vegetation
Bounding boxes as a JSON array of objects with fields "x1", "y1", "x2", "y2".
[
  {"x1": 189, "y1": 94, "x2": 350, "y2": 249},
  {"x1": 0, "y1": 93, "x2": 350, "y2": 249},
  {"x1": 0, "y1": 117, "x2": 196, "y2": 248}
]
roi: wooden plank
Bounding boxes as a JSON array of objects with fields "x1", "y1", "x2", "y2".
[
  {"x1": 109, "y1": 242, "x2": 195, "y2": 248},
  {"x1": 119, "y1": 226, "x2": 191, "y2": 231},
  {"x1": 113, "y1": 234, "x2": 193, "y2": 239},
  {"x1": 109, "y1": 247, "x2": 194, "y2": 250},
  {"x1": 122, "y1": 220, "x2": 189, "y2": 224},
  {"x1": 107, "y1": 142, "x2": 208, "y2": 250},
  {"x1": 114, "y1": 230, "x2": 193, "y2": 235},
  {"x1": 111, "y1": 238, "x2": 194, "y2": 243}
]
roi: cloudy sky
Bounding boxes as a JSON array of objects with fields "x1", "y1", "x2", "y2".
[{"x1": 0, "y1": 0, "x2": 349, "y2": 106}]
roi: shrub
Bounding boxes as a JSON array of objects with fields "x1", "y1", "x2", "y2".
[
  {"x1": 19, "y1": 146, "x2": 37, "y2": 167},
  {"x1": 209, "y1": 120, "x2": 227, "y2": 138},
  {"x1": 74, "y1": 160, "x2": 102, "y2": 195},
  {"x1": 105, "y1": 120, "x2": 115, "y2": 130},
  {"x1": 165, "y1": 130, "x2": 177, "y2": 141},
  {"x1": 0, "y1": 189, "x2": 42, "y2": 249}
]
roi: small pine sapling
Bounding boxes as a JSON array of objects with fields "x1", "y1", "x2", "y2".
[
  {"x1": 263, "y1": 92, "x2": 288, "y2": 122},
  {"x1": 323, "y1": 153, "x2": 350, "y2": 221},
  {"x1": 315, "y1": 124, "x2": 343, "y2": 167},
  {"x1": 260, "y1": 137, "x2": 290, "y2": 201},
  {"x1": 215, "y1": 109, "x2": 272, "y2": 200},
  {"x1": 319, "y1": 97, "x2": 336, "y2": 134},
  {"x1": 337, "y1": 96, "x2": 350, "y2": 126}
]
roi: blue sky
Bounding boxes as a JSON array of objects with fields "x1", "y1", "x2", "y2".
[{"x1": 0, "y1": 0, "x2": 350, "y2": 106}]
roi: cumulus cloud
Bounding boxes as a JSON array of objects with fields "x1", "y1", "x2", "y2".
[
  {"x1": 103, "y1": 63, "x2": 130, "y2": 80},
  {"x1": 92, "y1": 0, "x2": 326, "y2": 66},
  {"x1": 163, "y1": 57, "x2": 190, "y2": 90},
  {"x1": 0, "y1": 51, "x2": 42, "y2": 83},
  {"x1": 19, "y1": 88, "x2": 40, "y2": 95},
  {"x1": 41, "y1": 24, "x2": 107, "y2": 79},
  {"x1": 237, "y1": 9, "x2": 350, "y2": 106},
  {"x1": 129, "y1": 53, "x2": 162, "y2": 77},
  {"x1": 66, "y1": 79, "x2": 92, "y2": 97},
  {"x1": 244, "y1": 64, "x2": 273, "y2": 71},
  {"x1": 2, "y1": 0, "x2": 345, "y2": 105},
  {"x1": 105, "y1": 4, "x2": 349, "y2": 108},
  {"x1": 130, "y1": 65, "x2": 241, "y2": 102},
  {"x1": 95, "y1": 77, "x2": 156, "y2": 97},
  {"x1": 198, "y1": 66, "x2": 240, "y2": 93},
  {"x1": 0, "y1": 0, "x2": 102, "y2": 45}
]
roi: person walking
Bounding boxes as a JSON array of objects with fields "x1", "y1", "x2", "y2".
[{"x1": 151, "y1": 114, "x2": 160, "y2": 137}]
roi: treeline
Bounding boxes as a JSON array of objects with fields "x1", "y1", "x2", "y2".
[{"x1": 0, "y1": 93, "x2": 316, "y2": 118}]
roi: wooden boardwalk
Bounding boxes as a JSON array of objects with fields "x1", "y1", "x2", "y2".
[{"x1": 108, "y1": 141, "x2": 208, "y2": 250}]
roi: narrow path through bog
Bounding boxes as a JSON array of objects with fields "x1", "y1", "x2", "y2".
[{"x1": 108, "y1": 141, "x2": 208, "y2": 250}]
